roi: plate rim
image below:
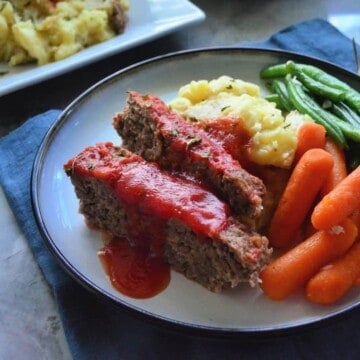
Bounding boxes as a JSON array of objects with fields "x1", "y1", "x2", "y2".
[{"x1": 31, "y1": 46, "x2": 360, "y2": 336}]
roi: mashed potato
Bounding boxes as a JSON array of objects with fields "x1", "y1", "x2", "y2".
[
  {"x1": 0, "y1": 0, "x2": 128, "y2": 66},
  {"x1": 169, "y1": 76, "x2": 312, "y2": 168}
]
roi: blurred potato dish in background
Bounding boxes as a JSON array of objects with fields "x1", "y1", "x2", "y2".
[{"x1": 0, "y1": 0, "x2": 129, "y2": 66}]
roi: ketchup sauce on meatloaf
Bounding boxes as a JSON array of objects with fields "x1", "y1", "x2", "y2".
[
  {"x1": 113, "y1": 91, "x2": 265, "y2": 219},
  {"x1": 64, "y1": 142, "x2": 230, "y2": 298}
]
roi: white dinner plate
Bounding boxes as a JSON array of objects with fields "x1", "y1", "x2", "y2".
[
  {"x1": 32, "y1": 48, "x2": 360, "y2": 334},
  {"x1": 0, "y1": 0, "x2": 205, "y2": 97}
]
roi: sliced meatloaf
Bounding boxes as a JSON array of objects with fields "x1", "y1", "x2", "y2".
[
  {"x1": 64, "y1": 142, "x2": 271, "y2": 292},
  {"x1": 113, "y1": 91, "x2": 266, "y2": 219}
]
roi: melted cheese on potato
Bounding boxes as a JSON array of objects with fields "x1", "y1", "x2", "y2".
[
  {"x1": 169, "y1": 76, "x2": 310, "y2": 168},
  {"x1": 0, "y1": 0, "x2": 128, "y2": 65}
]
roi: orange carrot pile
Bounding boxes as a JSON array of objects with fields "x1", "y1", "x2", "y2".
[
  {"x1": 306, "y1": 241, "x2": 360, "y2": 305},
  {"x1": 321, "y1": 138, "x2": 348, "y2": 196},
  {"x1": 260, "y1": 218, "x2": 358, "y2": 300},
  {"x1": 312, "y1": 165, "x2": 360, "y2": 231},
  {"x1": 267, "y1": 148, "x2": 333, "y2": 248},
  {"x1": 294, "y1": 122, "x2": 326, "y2": 163},
  {"x1": 257, "y1": 116, "x2": 360, "y2": 305}
]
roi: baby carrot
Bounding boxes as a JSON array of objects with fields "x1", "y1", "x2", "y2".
[
  {"x1": 306, "y1": 240, "x2": 360, "y2": 305},
  {"x1": 351, "y1": 209, "x2": 360, "y2": 229},
  {"x1": 321, "y1": 138, "x2": 348, "y2": 196},
  {"x1": 312, "y1": 165, "x2": 360, "y2": 230},
  {"x1": 294, "y1": 122, "x2": 326, "y2": 163},
  {"x1": 260, "y1": 218, "x2": 358, "y2": 300},
  {"x1": 303, "y1": 213, "x2": 318, "y2": 238},
  {"x1": 267, "y1": 148, "x2": 333, "y2": 248}
]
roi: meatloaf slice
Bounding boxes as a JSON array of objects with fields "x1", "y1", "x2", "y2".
[
  {"x1": 113, "y1": 91, "x2": 265, "y2": 219},
  {"x1": 64, "y1": 142, "x2": 271, "y2": 292}
]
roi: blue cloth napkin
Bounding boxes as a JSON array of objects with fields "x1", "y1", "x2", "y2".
[
  {"x1": 243, "y1": 17, "x2": 359, "y2": 72},
  {"x1": 1, "y1": 18, "x2": 360, "y2": 360}
]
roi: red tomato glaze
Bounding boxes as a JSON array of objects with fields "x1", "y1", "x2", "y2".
[
  {"x1": 115, "y1": 162, "x2": 229, "y2": 238},
  {"x1": 99, "y1": 236, "x2": 170, "y2": 299},
  {"x1": 201, "y1": 116, "x2": 253, "y2": 169},
  {"x1": 140, "y1": 93, "x2": 243, "y2": 174},
  {"x1": 66, "y1": 142, "x2": 230, "y2": 298}
]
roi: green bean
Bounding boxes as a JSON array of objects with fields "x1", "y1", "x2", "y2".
[
  {"x1": 331, "y1": 102, "x2": 360, "y2": 128},
  {"x1": 294, "y1": 82, "x2": 360, "y2": 143},
  {"x1": 286, "y1": 61, "x2": 346, "y2": 102},
  {"x1": 260, "y1": 63, "x2": 288, "y2": 79},
  {"x1": 294, "y1": 83, "x2": 360, "y2": 143},
  {"x1": 333, "y1": 119, "x2": 360, "y2": 143},
  {"x1": 307, "y1": 100, "x2": 360, "y2": 143},
  {"x1": 344, "y1": 91, "x2": 360, "y2": 114},
  {"x1": 264, "y1": 93, "x2": 285, "y2": 109},
  {"x1": 285, "y1": 77, "x2": 347, "y2": 147},
  {"x1": 271, "y1": 79, "x2": 294, "y2": 111},
  {"x1": 299, "y1": 63, "x2": 352, "y2": 90},
  {"x1": 301, "y1": 95, "x2": 360, "y2": 143},
  {"x1": 297, "y1": 63, "x2": 360, "y2": 113},
  {"x1": 261, "y1": 61, "x2": 360, "y2": 112},
  {"x1": 344, "y1": 102, "x2": 360, "y2": 124}
]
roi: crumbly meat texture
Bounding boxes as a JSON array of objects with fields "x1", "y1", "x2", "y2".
[
  {"x1": 113, "y1": 91, "x2": 266, "y2": 220},
  {"x1": 65, "y1": 144, "x2": 271, "y2": 292},
  {"x1": 165, "y1": 219, "x2": 271, "y2": 291}
]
